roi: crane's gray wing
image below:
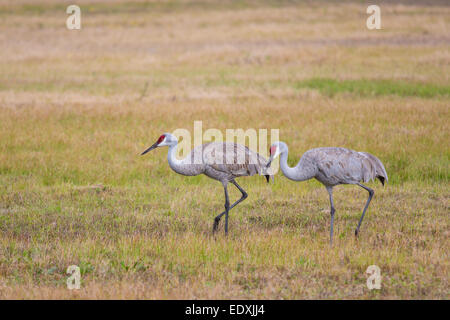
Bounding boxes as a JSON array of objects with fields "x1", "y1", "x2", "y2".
[
  {"x1": 203, "y1": 142, "x2": 273, "y2": 178},
  {"x1": 311, "y1": 147, "x2": 387, "y2": 185}
]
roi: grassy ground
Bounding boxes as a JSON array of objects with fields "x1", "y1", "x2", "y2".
[{"x1": 0, "y1": 0, "x2": 449, "y2": 299}]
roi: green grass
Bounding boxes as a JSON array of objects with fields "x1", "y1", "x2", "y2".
[{"x1": 294, "y1": 78, "x2": 450, "y2": 98}]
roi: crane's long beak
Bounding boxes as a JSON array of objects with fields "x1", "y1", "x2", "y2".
[{"x1": 141, "y1": 142, "x2": 159, "y2": 155}]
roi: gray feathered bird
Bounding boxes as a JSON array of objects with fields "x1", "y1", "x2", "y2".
[
  {"x1": 266, "y1": 142, "x2": 388, "y2": 245},
  {"x1": 141, "y1": 133, "x2": 272, "y2": 234}
]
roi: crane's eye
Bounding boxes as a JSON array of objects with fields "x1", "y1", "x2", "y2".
[{"x1": 157, "y1": 135, "x2": 165, "y2": 144}]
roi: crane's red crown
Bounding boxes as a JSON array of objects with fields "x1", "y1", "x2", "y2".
[
  {"x1": 270, "y1": 146, "x2": 277, "y2": 156},
  {"x1": 157, "y1": 135, "x2": 165, "y2": 144}
]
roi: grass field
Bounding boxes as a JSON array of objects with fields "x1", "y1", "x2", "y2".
[{"x1": 0, "y1": 0, "x2": 449, "y2": 299}]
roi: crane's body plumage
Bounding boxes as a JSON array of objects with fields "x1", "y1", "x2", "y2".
[
  {"x1": 285, "y1": 147, "x2": 388, "y2": 187},
  {"x1": 203, "y1": 142, "x2": 271, "y2": 182},
  {"x1": 167, "y1": 141, "x2": 271, "y2": 183},
  {"x1": 268, "y1": 142, "x2": 388, "y2": 245},
  {"x1": 142, "y1": 133, "x2": 272, "y2": 234}
]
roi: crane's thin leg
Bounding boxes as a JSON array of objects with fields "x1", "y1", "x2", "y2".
[
  {"x1": 213, "y1": 180, "x2": 248, "y2": 233},
  {"x1": 223, "y1": 185, "x2": 230, "y2": 235},
  {"x1": 355, "y1": 183, "x2": 374, "y2": 237},
  {"x1": 327, "y1": 187, "x2": 336, "y2": 246}
]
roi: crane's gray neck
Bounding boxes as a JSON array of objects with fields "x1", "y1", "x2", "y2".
[
  {"x1": 279, "y1": 148, "x2": 316, "y2": 182},
  {"x1": 167, "y1": 143, "x2": 201, "y2": 176},
  {"x1": 279, "y1": 151, "x2": 298, "y2": 181},
  {"x1": 167, "y1": 143, "x2": 185, "y2": 175}
]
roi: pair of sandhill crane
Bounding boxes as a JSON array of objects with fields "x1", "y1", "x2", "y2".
[{"x1": 141, "y1": 133, "x2": 388, "y2": 245}]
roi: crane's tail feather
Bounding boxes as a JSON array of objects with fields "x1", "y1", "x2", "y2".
[
  {"x1": 360, "y1": 152, "x2": 388, "y2": 186},
  {"x1": 260, "y1": 158, "x2": 274, "y2": 183},
  {"x1": 264, "y1": 175, "x2": 274, "y2": 183}
]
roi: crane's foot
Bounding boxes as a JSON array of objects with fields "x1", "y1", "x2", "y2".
[{"x1": 355, "y1": 229, "x2": 359, "y2": 237}]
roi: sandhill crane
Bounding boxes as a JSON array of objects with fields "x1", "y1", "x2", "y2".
[
  {"x1": 141, "y1": 133, "x2": 272, "y2": 234},
  {"x1": 266, "y1": 142, "x2": 388, "y2": 245}
]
